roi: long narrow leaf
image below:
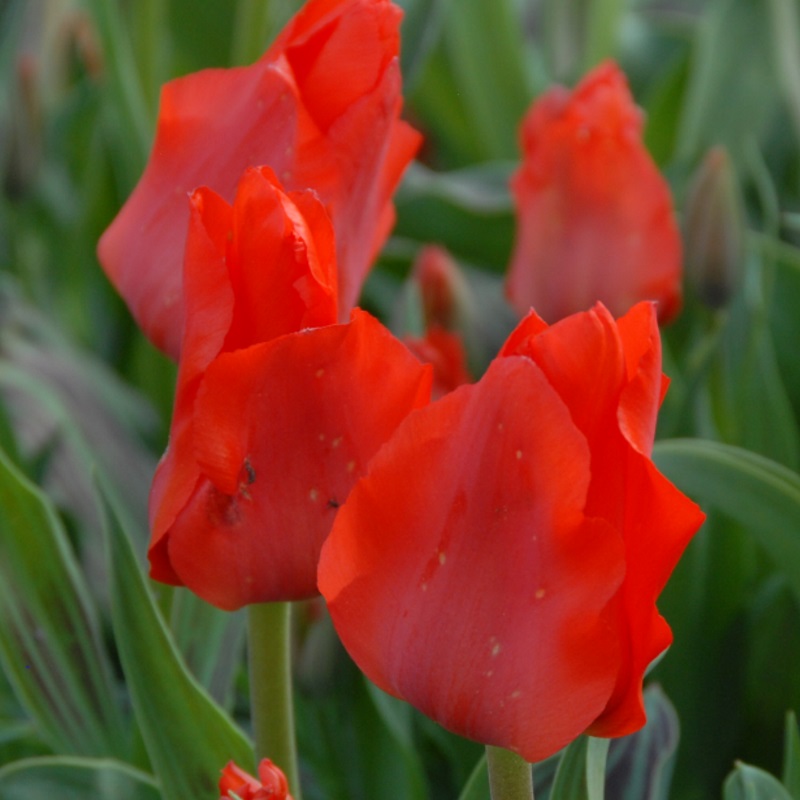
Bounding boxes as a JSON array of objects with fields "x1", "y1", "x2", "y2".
[
  {"x1": 654, "y1": 439, "x2": 800, "y2": 601},
  {"x1": 0, "y1": 756, "x2": 160, "y2": 800},
  {"x1": 783, "y1": 712, "x2": 800, "y2": 797},
  {"x1": 99, "y1": 482, "x2": 253, "y2": 800},
  {"x1": 443, "y1": 0, "x2": 531, "y2": 159},
  {"x1": 723, "y1": 762, "x2": 794, "y2": 800},
  {"x1": 0, "y1": 448, "x2": 127, "y2": 757},
  {"x1": 550, "y1": 737, "x2": 610, "y2": 800},
  {"x1": 457, "y1": 755, "x2": 489, "y2": 800}
]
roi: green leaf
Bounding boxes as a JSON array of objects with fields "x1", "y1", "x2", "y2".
[
  {"x1": 0, "y1": 448, "x2": 127, "y2": 757},
  {"x1": 766, "y1": 0, "x2": 800, "y2": 145},
  {"x1": 705, "y1": 247, "x2": 800, "y2": 471},
  {"x1": 397, "y1": 0, "x2": 451, "y2": 90},
  {"x1": 723, "y1": 761, "x2": 794, "y2": 800},
  {"x1": 99, "y1": 483, "x2": 253, "y2": 800},
  {"x1": 550, "y1": 737, "x2": 610, "y2": 800},
  {"x1": 764, "y1": 236, "x2": 800, "y2": 421},
  {"x1": 676, "y1": 0, "x2": 781, "y2": 162},
  {"x1": 642, "y1": 55, "x2": 690, "y2": 167},
  {"x1": 85, "y1": 0, "x2": 152, "y2": 185},
  {"x1": 783, "y1": 711, "x2": 800, "y2": 797},
  {"x1": 0, "y1": 756, "x2": 160, "y2": 800},
  {"x1": 364, "y1": 681, "x2": 428, "y2": 800},
  {"x1": 442, "y1": 0, "x2": 532, "y2": 159},
  {"x1": 168, "y1": 588, "x2": 246, "y2": 710},
  {"x1": 457, "y1": 755, "x2": 489, "y2": 800},
  {"x1": 394, "y1": 161, "x2": 515, "y2": 269},
  {"x1": 605, "y1": 685, "x2": 680, "y2": 800},
  {"x1": 583, "y1": 0, "x2": 626, "y2": 71},
  {"x1": 653, "y1": 439, "x2": 800, "y2": 602}
]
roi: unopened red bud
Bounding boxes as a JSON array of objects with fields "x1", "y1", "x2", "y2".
[
  {"x1": 412, "y1": 245, "x2": 472, "y2": 331},
  {"x1": 683, "y1": 146, "x2": 745, "y2": 309}
]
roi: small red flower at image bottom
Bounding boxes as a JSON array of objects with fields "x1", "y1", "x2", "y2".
[{"x1": 219, "y1": 759, "x2": 294, "y2": 800}]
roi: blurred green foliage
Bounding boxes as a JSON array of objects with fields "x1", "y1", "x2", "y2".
[{"x1": 0, "y1": 0, "x2": 799, "y2": 798}]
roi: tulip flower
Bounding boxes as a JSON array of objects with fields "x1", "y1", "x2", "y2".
[
  {"x1": 505, "y1": 61, "x2": 683, "y2": 325},
  {"x1": 98, "y1": 0, "x2": 420, "y2": 358},
  {"x1": 219, "y1": 759, "x2": 294, "y2": 800},
  {"x1": 319, "y1": 301, "x2": 704, "y2": 762},
  {"x1": 149, "y1": 166, "x2": 431, "y2": 610}
]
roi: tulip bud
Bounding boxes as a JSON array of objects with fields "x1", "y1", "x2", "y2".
[
  {"x1": 396, "y1": 245, "x2": 517, "y2": 377},
  {"x1": 412, "y1": 244, "x2": 473, "y2": 332},
  {"x1": 683, "y1": 147, "x2": 746, "y2": 309}
]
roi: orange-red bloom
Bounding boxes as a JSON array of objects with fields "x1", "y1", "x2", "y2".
[
  {"x1": 219, "y1": 759, "x2": 294, "y2": 800},
  {"x1": 505, "y1": 61, "x2": 682, "y2": 325},
  {"x1": 150, "y1": 166, "x2": 430, "y2": 610},
  {"x1": 319, "y1": 301, "x2": 704, "y2": 762},
  {"x1": 98, "y1": 0, "x2": 419, "y2": 358}
]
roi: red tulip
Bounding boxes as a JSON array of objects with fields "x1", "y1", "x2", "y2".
[
  {"x1": 319, "y1": 301, "x2": 704, "y2": 762},
  {"x1": 149, "y1": 166, "x2": 431, "y2": 610},
  {"x1": 505, "y1": 61, "x2": 682, "y2": 325},
  {"x1": 219, "y1": 759, "x2": 294, "y2": 800},
  {"x1": 98, "y1": 0, "x2": 420, "y2": 358}
]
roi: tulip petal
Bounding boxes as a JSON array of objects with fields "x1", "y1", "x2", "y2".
[
  {"x1": 155, "y1": 309, "x2": 431, "y2": 609},
  {"x1": 273, "y1": 0, "x2": 402, "y2": 132},
  {"x1": 320, "y1": 356, "x2": 626, "y2": 762},
  {"x1": 589, "y1": 455, "x2": 704, "y2": 735},
  {"x1": 98, "y1": 0, "x2": 419, "y2": 357},
  {"x1": 497, "y1": 301, "x2": 704, "y2": 738},
  {"x1": 615, "y1": 301, "x2": 665, "y2": 454},
  {"x1": 98, "y1": 63, "x2": 297, "y2": 356},
  {"x1": 506, "y1": 61, "x2": 682, "y2": 324},
  {"x1": 225, "y1": 167, "x2": 338, "y2": 347}
]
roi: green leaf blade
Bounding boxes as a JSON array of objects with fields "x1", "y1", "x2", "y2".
[
  {"x1": 723, "y1": 761, "x2": 794, "y2": 800},
  {"x1": 0, "y1": 449, "x2": 127, "y2": 758},
  {"x1": 654, "y1": 439, "x2": 800, "y2": 602},
  {"x1": 99, "y1": 483, "x2": 253, "y2": 800}
]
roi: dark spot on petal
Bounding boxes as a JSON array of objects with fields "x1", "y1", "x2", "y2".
[{"x1": 205, "y1": 485, "x2": 242, "y2": 526}]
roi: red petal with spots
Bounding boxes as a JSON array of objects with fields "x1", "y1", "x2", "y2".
[
  {"x1": 500, "y1": 301, "x2": 705, "y2": 736},
  {"x1": 155, "y1": 310, "x2": 431, "y2": 609},
  {"x1": 149, "y1": 168, "x2": 337, "y2": 585},
  {"x1": 505, "y1": 61, "x2": 683, "y2": 324},
  {"x1": 98, "y1": 0, "x2": 419, "y2": 357},
  {"x1": 320, "y1": 357, "x2": 626, "y2": 762},
  {"x1": 320, "y1": 302, "x2": 704, "y2": 758}
]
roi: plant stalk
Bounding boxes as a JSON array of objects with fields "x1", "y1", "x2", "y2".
[
  {"x1": 486, "y1": 745, "x2": 534, "y2": 800},
  {"x1": 247, "y1": 602, "x2": 301, "y2": 799}
]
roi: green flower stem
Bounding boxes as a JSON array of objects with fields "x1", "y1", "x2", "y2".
[
  {"x1": 486, "y1": 746, "x2": 534, "y2": 800},
  {"x1": 248, "y1": 602, "x2": 301, "y2": 799}
]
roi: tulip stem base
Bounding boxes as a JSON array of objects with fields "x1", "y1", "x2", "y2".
[
  {"x1": 248, "y1": 602, "x2": 301, "y2": 799},
  {"x1": 486, "y1": 746, "x2": 534, "y2": 800}
]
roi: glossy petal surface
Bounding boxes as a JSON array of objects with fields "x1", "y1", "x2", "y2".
[
  {"x1": 502, "y1": 302, "x2": 704, "y2": 734},
  {"x1": 320, "y1": 357, "x2": 626, "y2": 761},
  {"x1": 149, "y1": 167, "x2": 431, "y2": 609},
  {"x1": 321, "y1": 302, "x2": 704, "y2": 758},
  {"x1": 162, "y1": 310, "x2": 430, "y2": 609},
  {"x1": 98, "y1": 0, "x2": 419, "y2": 357},
  {"x1": 506, "y1": 61, "x2": 683, "y2": 324}
]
